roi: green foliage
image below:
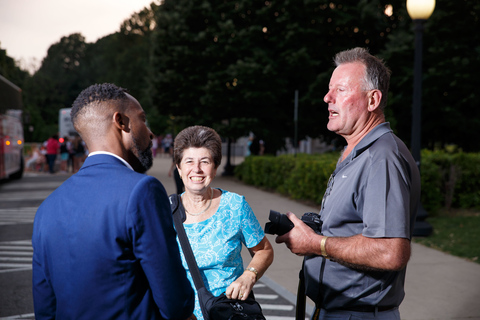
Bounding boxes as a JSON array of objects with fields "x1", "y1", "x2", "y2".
[
  {"x1": 3, "y1": 0, "x2": 480, "y2": 152},
  {"x1": 236, "y1": 150, "x2": 480, "y2": 213},
  {"x1": 284, "y1": 155, "x2": 337, "y2": 203},
  {"x1": 235, "y1": 153, "x2": 338, "y2": 204},
  {"x1": 150, "y1": 0, "x2": 402, "y2": 151},
  {"x1": 422, "y1": 151, "x2": 480, "y2": 214},
  {"x1": 383, "y1": 0, "x2": 480, "y2": 152},
  {"x1": 414, "y1": 214, "x2": 480, "y2": 264},
  {"x1": 0, "y1": 48, "x2": 29, "y2": 87}
]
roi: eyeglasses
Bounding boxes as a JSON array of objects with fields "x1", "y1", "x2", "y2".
[{"x1": 321, "y1": 174, "x2": 335, "y2": 211}]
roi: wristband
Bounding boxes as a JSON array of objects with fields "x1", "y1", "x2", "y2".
[
  {"x1": 245, "y1": 267, "x2": 258, "y2": 280},
  {"x1": 320, "y1": 236, "x2": 329, "y2": 258}
]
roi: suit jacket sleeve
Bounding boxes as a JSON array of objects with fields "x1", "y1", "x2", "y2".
[
  {"x1": 32, "y1": 238, "x2": 56, "y2": 319},
  {"x1": 128, "y1": 176, "x2": 195, "y2": 319}
]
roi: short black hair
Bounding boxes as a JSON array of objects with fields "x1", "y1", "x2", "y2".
[{"x1": 71, "y1": 83, "x2": 128, "y2": 124}]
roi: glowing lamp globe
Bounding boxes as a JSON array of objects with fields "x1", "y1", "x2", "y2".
[{"x1": 406, "y1": 0, "x2": 435, "y2": 20}]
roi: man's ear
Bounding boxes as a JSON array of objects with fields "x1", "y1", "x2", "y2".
[
  {"x1": 367, "y1": 89, "x2": 382, "y2": 112},
  {"x1": 113, "y1": 112, "x2": 130, "y2": 132}
]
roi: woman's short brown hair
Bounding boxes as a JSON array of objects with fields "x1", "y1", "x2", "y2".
[{"x1": 174, "y1": 126, "x2": 222, "y2": 169}]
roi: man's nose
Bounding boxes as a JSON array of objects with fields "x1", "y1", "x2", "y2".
[{"x1": 324, "y1": 91, "x2": 333, "y2": 104}]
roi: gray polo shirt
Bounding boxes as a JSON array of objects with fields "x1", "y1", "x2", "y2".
[{"x1": 304, "y1": 122, "x2": 420, "y2": 310}]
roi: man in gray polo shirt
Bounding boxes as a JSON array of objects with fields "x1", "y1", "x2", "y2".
[{"x1": 276, "y1": 47, "x2": 420, "y2": 319}]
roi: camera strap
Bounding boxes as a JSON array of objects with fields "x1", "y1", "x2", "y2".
[{"x1": 296, "y1": 260, "x2": 306, "y2": 320}]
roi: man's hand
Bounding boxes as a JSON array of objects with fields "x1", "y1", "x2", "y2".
[
  {"x1": 275, "y1": 212, "x2": 322, "y2": 256},
  {"x1": 184, "y1": 314, "x2": 197, "y2": 320}
]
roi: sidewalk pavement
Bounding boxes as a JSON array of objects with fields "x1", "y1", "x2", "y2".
[{"x1": 148, "y1": 156, "x2": 480, "y2": 320}]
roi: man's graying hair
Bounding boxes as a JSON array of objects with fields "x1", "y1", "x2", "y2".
[{"x1": 334, "y1": 47, "x2": 391, "y2": 110}]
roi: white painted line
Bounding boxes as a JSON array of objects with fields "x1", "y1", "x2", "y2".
[
  {"x1": 0, "y1": 257, "x2": 32, "y2": 262},
  {"x1": 255, "y1": 293, "x2": 279, "y2": 300},
  {"x1": 260, "y1": 304, "x2": 294, "y2": 311},
  {"x1": 0, "y1": 251, "x2": 32, "y2": 256},
  {"x1": 0, "y1": 313, "x2": 35, "y2": 319}
]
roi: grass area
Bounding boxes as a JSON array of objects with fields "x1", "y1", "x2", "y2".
[{"x1": 413, "y1": 209, "x2": 480, "y2": 264}]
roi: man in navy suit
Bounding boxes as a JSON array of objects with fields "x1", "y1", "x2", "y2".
[{"x1": 32, "y1": 83, "x2": 196, "y2": 320}]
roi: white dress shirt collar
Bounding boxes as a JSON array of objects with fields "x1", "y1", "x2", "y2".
[{"x1": 88, "y1": 151, "x2": 134, "y2": 171}]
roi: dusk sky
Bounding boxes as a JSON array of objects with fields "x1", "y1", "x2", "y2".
[{"x1": 0, "y1": 0, "x2": 156, "y2": 72}]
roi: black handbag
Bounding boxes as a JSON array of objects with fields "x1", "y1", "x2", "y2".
[{"x1": 170, "y1": 194, "x2": 266, "y2": 320}]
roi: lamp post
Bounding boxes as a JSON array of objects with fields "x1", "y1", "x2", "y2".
[{"x1": 407, "y1": 0, "x2": 435, "y2": 236}]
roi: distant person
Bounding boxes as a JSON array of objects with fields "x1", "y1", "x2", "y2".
[
  {"x1": 245, "y1": 136, "x2": 253, "y2": 156},
  {"x1": 25, "y1": 144, "x2": 42, "y2": 171},
  {"x1": 162, "y1": 133, "x2": 173, "y2": 156},
  {"x1": 66, "y1": 135, "x2": 74, "y2": 172},
  {"x1": 258, "y1": 139, "x2": 265, "y2": 155},
  {"x1": 249, "y1": 136, "x2": 261, "y2": 155},
  {"x1": 157, "y1": 135, "x2": 164, "y2": 157},
  {"x1": 172, "y1": 125, "x2": 273, "y2": 320},
  {"x1": 59, "y1": 136, "x2": 70, "y2": 173},
  {"x1": 39, "y1": 145, "x2": 48, "y2": 172},
  {"x1": 45, "y1": 134, "x2": 59, "y2": 173},
  {"x1": 32, "y1": 83, "x2": 196, "y2": 320},
  {"x1": 168, "y1": 141, "x2": 184, "y2": 194},
  {"x1": 152, "y1": 134, "x2": 158, "y2": 158},
  {"x1": 276, "y1": 48, "x2": 420, "y2": 319},
  {"x1": 72, "y1": 135, "x2": 86, "y2": 173}
]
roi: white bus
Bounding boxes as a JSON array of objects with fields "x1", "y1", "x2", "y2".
[{"x1": 0, "y1": 75, "x2": 24, "y2": 180}]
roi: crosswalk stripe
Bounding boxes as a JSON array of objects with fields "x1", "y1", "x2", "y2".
[
  {"x1": 0, "y1": 246, "x2": 33, "y2": 251},
  {"x1": 0, "y1": 312, "x2": 35, "y2": 319},
  {"x1": 0, "y1": 240, "x2": 33, "y2": 273},
  {"x1": 255, "y1": 293, "x2": 279, "y2": 300},
  {"x1": 0, "y1": 257, "x2": 32, "y2": 262},
  {"x1": 261, "y1": 304, "x2": 295, "y2": 311},
  {"x1": 0, "y1": 251, "x2": 32, "y2": 256},
  {"x1": 0, "y1": 263, "x2": 32, "y2": 268},
  {"x1": 1, "y1": 240, "x2": 32, "y2": 245},
  {"x1": 0, "y1": 208, "x2": 37, "y2": 225}
]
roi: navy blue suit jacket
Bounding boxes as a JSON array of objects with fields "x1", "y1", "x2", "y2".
[{"x1": 32, "y1": 154, "x2": 195, "y2": 319}]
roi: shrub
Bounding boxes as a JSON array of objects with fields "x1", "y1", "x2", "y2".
[{"x1": 235, "y1": 150, "x2": 480, "y2": 213}]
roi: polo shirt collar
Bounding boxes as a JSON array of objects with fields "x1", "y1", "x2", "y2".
[{"x1": 343, "y1": 122, "x2": 393, "y2": 162}]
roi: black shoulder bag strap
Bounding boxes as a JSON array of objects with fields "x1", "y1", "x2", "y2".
[
  {"x1": 170, "y1": 194, "x2": 210, "y2": 318},
  {"x1": 170, "y1": 193, "x2": 205, "y2": 290}
]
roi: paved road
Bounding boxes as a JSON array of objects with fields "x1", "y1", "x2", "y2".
[
  {"x1": 149, "y1": 156, "x2": 480, "y2": 320},
  {"x1": 0, "y1": 168, "x2": 309, "y2": 319},
  {"x1": 2, "y1": 155, "x2": 480, "y2": 319}
]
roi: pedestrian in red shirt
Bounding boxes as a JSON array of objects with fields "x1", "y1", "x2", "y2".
[{"x1": 45, "y1": 134, "x2": 60, "y2": 174}]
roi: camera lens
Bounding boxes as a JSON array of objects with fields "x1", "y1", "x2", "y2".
[{"x1": 264, "y1": 210, "x2": 294, "y2": 236}]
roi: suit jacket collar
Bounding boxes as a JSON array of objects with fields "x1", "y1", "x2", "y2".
[
  {"x1": 87, "y1": 152, "x2": 134, "y2": 171},
  {"x1": 82, "y1": 153, "x2": 133, "y2": 171}
]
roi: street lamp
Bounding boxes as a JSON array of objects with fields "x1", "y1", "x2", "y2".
[{"x1": 407, "y1": 0, "x2": 435, "y2": 236}]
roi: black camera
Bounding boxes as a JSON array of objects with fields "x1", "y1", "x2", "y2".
[{"x1": 264, "y1": 210, "x2": 323, "y2": 236}]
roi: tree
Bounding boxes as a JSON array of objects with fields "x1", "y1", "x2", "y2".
[
  {"x1": 381, "y1": 0, "x2": 480, "y2": 152},
  {"x1": 12, "y1": 0, "x2": 480, "y2": 152},
  {"x1": 150, "y1": 0, "x2": 402, "y2": 152},
  {"x1": 21, "y1": 33, "x2": 89, "y2": 141},
  {"x1": 0, "y1": 47, "x2": 30, "y2": 87}
]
